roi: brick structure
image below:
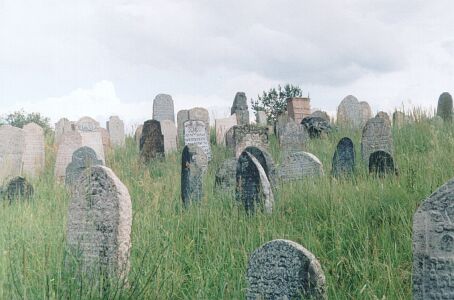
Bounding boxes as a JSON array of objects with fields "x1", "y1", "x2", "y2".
[{"x1": 287, "y1": 97, "x2": 311, "y2": 124}]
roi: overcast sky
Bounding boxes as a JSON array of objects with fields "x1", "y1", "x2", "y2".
[{"x1": 1, "y1": 0, "x2": 454, "y2": 130}]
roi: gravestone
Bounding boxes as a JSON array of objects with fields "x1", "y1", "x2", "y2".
[
  {"x1": 215, "y1": 114, "x2": 237, "y2": 145},
  {"x1": 278, "y1": 120, "x2": 309, "y2": 156},
  {"x1": 332, "y1": 137, "x2": 355, "y2": 178},
  {"x1": 107, "y1": 116, "x2": 125, "y2": 147},
  {"x1": 244, "y1": 146, "x2": 277, "y2": 186},
  {"x1": 437, "y1": 92, "x2": 453, "y2": 122},
  {"x1": 311, "y1": 110, "x2": 330, "y2": 122},
  {"x1": 2, "y1": 176, "x2": 34, "y2": 203},
  {"x1": 55, "y1": 131, "x2": 83, "y2": 181},
  {"x1": 369, "y1": 150, "x2": 395, "y2": 176},
  {"x1": 393, "y1": 111, "x2": 406, "y2": 128},
  {"x1": 134, "y1": 125, "x2": 143, "y2": 146},
  {"x1": 160, "y1": 120, "x2": 178, "y2": 153},
  {"x1": 256, "y1": 111, "x2": 267, "y2": 126},
  {"x1": 55, "y1": 118, "x2": 75, "y2": 145},
  {"x1": 177, "y1": 110, "x2": 189, "y2": 141},
  {"x1": 413, "y1": 177, "x2": 454, "y2": 299},
  {"x1": 231, "y1": 92, "x2": 250, "y2": 125},
  {"x1": 22, "y1": 123, "x2": 45, "y2": 178},
  {"x1": 359, "y1": 101, "x2": 372, "y2": 126},
  {"x1": 0, "y1": 125, "x2": 25, "y2": 184},
  {"x1": 236, "y1": 151, "x2": 274, "y2": 214},
  {"x1": 301, "y1": 116, "x2": 332, "y2": 138},
  {"x1": 152, "y1": 93, "x2": 175, "y2": 123},
  {"x1": 247, "y1": 239, "x2": 326, "y2": 300},
  {"x1": 188, "y1": 107, "x2": 210, "y2": 137},
  {"x1": 140, "y1": 120, "x2": 165, "y2": 163},
  {"x1": 65, "y1": 147, "x2": 104, "y2": 187},
  {"x1": 361, "y1": 116, "x2": 393, "y2": 166},
  {"x1": 287, "y1": 97, "x2": 311, "y2": 124},
  {"x1": 275, "y1": 112, "x2": 289, "y2": 139},
  {"x1": 226, "y1": 125, "x2": 269, "y2": 158},
  {"x1": 215, "y1": 158, "x2": 237, "y2": 191},
  {"x1": 337, "y1": 95, "x2": 362, "y2": 127},
  {"x1": 76, "y1": 116, "x2": 100, "y2": 132},
  {"x1": 184, "y1": 120, "x2": 211, "y2": 161},
  {"x1": 80, "y1": 131, "x2": 105, "y2": 164},
  {"x1": 181, "y1": 144, "x2": 208, "y2": 207},
  {"x1": 278, "y1": 152, "x2": 324, "y2": 182},
  {"x1": 66, "y1": 165, "x2": 132, "y2": 279},
  {"x1": 98, "y1": 128, "x2": 111, "y2": 154},
  {"x1": 375, "y1": 111, "x2": 391, "y2": 125}
]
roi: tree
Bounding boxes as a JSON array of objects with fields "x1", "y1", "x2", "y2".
[
  {"x1": 250, "y1": 84, "x2": 303, "y2": 124},
  {"x1": 4, "y1": 109, "x2": 51, "y2": 134}
]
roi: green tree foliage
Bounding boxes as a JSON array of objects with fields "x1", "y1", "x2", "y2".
[
  {"x1": 250, "y1": 84, "x2": 303, "y2": 124},
  {"x1": 4, "y1": 109, "x2": 51, "y2": 134}
]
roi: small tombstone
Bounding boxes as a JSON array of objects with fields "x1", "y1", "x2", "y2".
[
  {"x1": 66, "y1": 165, "x2": 132, "y2": 279},
  {"x1": 160, "y1": 120, "x2": 178, "y2": 153},
  {"x1": 287, "y1": 97, "x2": 311, "y2": 124},
  {"x1": 80, "y1": 131, "x2": 105, "y2": 164},
  {"x1": 181, "y1": 144, "x2": 208, "y2": 207},
  {"x1": 437, "y1": 92, "x2": 453, "y2": 122},
  {"x1": 311, "y1": 110, "x2": 330, "y2": 122},
  {"x1": 361, "y1": 116, "x2": 393, "y2": 165},
  {"x1": 215, "y1": 114, "x2": 237, "y2": 145},
  {"x1": 332, "y1": 137, "x2": 355, "y2": 178},
  {"x1": 184, "y1": 120, "x2": 211, "y2": 161},
  {"x1": 301, "y1": 116, "x2": 332, "y2": 138},
  {"x1": 134, "y1": 125, "x2": 143, "y2": 146},
  {"x1": 140, "y1": 120, "x2": 165, "y2": 163},
  {"x1": 22, "y1": 123, "x2": 45, "y2": 178},
  {"x1": 188, "y1": 107, "x2": 210, "y2": 134},
  {"x1": 368, "y1": 150, "x2": 395, "y2": 176},
  {"x1": 152, "y1": 93, "x2": 175, "y2": 123},
  {"x1": 393, "y1": 111, "x2": 406, "y2": 128},
  {"x1": 278, "y1": 152, "x2": 324, "y2": 182},
  {"x1": 236, "y1": 151, "x2": 274, "y2": 214},
  {"x1": 247, "y1": 239, "x2": 327, "y2": 300},
  {"x1": 54, "y1": 131, "x2": 83, "y2": 181},
  {"x1": 98, "y1": 128, "x2": 111, "y2": 154},
  {"x1": 231, "y1": 92, "x2": 250, "y2": 125},
  {"x1": 226, "y1": 125, "x2": 269, "y2": 158},
  {"x1": 55, "y1": 118, "x2": 75, "y2": 145},
  {"x1": 65, "y1": 147, "x2": 104, "y2": 187},
  {"x1": 375, "y1": 111, "x2": 391, "y2": 125},
  {"x1": 76, "y1": 116, "x2": 100, "y2": 132},
  {"x1": 279, "y1": 120, "x2": 309, "y2": 156},
  {"x1": 413, "y1": 177, "x2": 454, "y2": 299},
  {"x1": 0, "y1": 125, "x2": 25, "y2": 184},
  {"x1": 215, "y1": 158, "x2": 237, "y2": 191},
  {"x1": 359, "y1": 101, "x2": 372, "y2": 126},
  {"x1": 106, "y1": 116, "x2": 125, "y2": 147},
  {"x1": 244, "y1": 146, "x2": 277, "y2": 186},
  {"x1": 2, "y1": 176, "x2": 34, "y2": 203},
  {"x1": 337, "y1": 95, "x2": 362, "y2": 128},
  {"x1": 177, "y1": 110, "x2": 189, "y2": 141},
  {"x1": 256, "y1": 111, "x2": 267, "y2": 126}
]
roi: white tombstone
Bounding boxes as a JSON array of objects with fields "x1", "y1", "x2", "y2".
[
  {"x1": 160, "y1": 120, "x2": 178, "y2": 153},
  {"x1": 0, "y1": 125, "x2": 25, "y2": 184},
  {"x1": 184, "y1": 120, "x2": 211, "y2": 161},
  {"x1": 107, "y1": 116, "x2": 125, "y2": 147},
  {"x1": 54, "y1": 130, "x2": 83, "y2": 182},
  {"x1": 22, "y1": 123, "x2": 45, "y2": 178}
]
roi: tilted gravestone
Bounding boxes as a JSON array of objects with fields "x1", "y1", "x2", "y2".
[
  {"x1": 244, "y1": 146, "x2": 277, "y2": 186},
  {"x1": 65, "y1": 147, "x2": 104, "y2": 187},
  {"x1": 256, "y1": 111, "x2": 267, "y2": 126},
  {"x1": 247, "y1": 239, "x2": 327, "y2": 300},
  {"x1": 152, "y1": 93, "x2": 175, "y2": 123},
  {"x1": 368, "y1": 150, "x2": 395, "y2": 176},
  {"x1": 278, "y1": 152, "x2": 324, "y2": 182},
  {"x1": 226, "y1": 125, "x2": 269, "y2": 158},
  {"x1": 106, "y1": 116, "x2": 125, "y2": 147},
  {"x1": 66, "y1": 165, "x2": 132, "y2": 279},
  {"x1": 140, "y1": 120, "x2": 165, "y2": 163},
  {"x1": 0, "y1": 125, "x2": 25, "y2": 185},
  {"x1": 361, "y1": 116, "x2": 393, "y2": 166},
  {"x1": 437, "y1": 92, "x2": 453, "y2": 122},
  {"x1": 311, "y1": 110, "x2": 330, "y2": 122},
  {"x1": 184, "y1": 120, "x2": 211, "y2": 161},
  {"x1": 215, "y1": 158, "x2": 237, "y2": 191},
  {"x1": 160, "y1": 120, "x2": 178, "y2": 153},
  {"x1": 177, "y1": 110, "x2": 189, "y2": 141},
  {"x1": 359, "y1": 101, "x2": 372, "y2": 126},
  {"x1": 337, "y1": 95, "x2": 362, "y2": 128},
  {"x1": 413, "y1": 177, "x2": 454, "y2": 299},
  {"x1": 332, "y1": 137, "x2": 355, "y2": 178},
  {"x1": 134, "y1": 125, "x2": 143, "y2": 146},
  {"x1": 215, "y1": 114, "x2": 237, "y2": 146},
  {"x1": 231, "y1": 92, "x2": 250, "y2": 125},
  {"x1": 301, "y1": 116, "x2": 332, "y2": 138},
  {"x1": 393, "y1": 111, "x2": 406, "y2": 128},
  {"x1": 287, "y1": 97, "x2": 311, "y2": 124},
  {"x1": 54, "y1": 131, "x2": 83, "y2": 181},
  {"x1": 55, "y1": 118, "x2": 75, "y2": 145},
  {"x1": 181, "y1": 144, "x2": 208, "y2": 207},
  {"x1": 236, "y1": 151, "x2": 274, "y2": 214},
  {"x1": 279, "y1": 119, "x2": 309, "y2": 156},
  {"x1": 2, "y1": 176, "x2": 34, "y2": 204},
  {"x1": 22, "y1": 123, "x2": 45, "y2": 178}
]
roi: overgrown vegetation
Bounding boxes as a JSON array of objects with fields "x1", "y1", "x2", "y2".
[{"x1": 2, "y1": 109, "x2": 52, "y2": 134}]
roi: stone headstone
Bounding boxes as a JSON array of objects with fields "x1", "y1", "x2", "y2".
[
  {"x1": 359, "y1": 101, "x2": 372, "y2": 126},
  {"x1": 287, "y1": 97, "x2": 311, "y2": 124},
  {"x1": 140, "y1": 120, "x2": 165, "y2": 163},
  {"x1": 188, "y1": 107, "x2": 210, "y2": 137},
  {"x1": 311, "y1": 110, "x2": 330, "y2": 122},
  {"x1": 65, "y1": 147, "x2": 104, "y2": 187},
  {"x1": 215, "y1": 158, "x2": 237, "y2": 191},
  {"x1": 152, "y1": 93, "x2": 175, "y2": 123},
  {"x1": 256, "y1": 111, "x2": 267, "y2": 126},
  {"x1": 275, "y1": 112, "x2": 289, "y2": 139},
  {"x1": 301, "y1": 116, "x2": 332, "y2": 138},
  {"x1": 278, "y1": 152, "x2": 324, "y2": 182},
  {"x1": 236, "y1": 151, "x2": 274, "y2": 214},
  {"x1": 279, "y1": 120, "x2": 309, "y2": 156},
  {"x1": 2, "y1": 176, "x2": 34, "y2": 203},
  {"x1": 134, "y1": 125, "x2": 143, "y2": 146},
  {"x1": 226, "y1": 125, "x2": 269, "y2": 158},
  {"x1": 22, "y1": 123, "x2": 45, "y2": 178},
  {"x1": 184, "y1": 120, "x2": 211, "y2": 161},
  {"x1": 375, "y1": 111, "x2": 391, "y2": 125},
  {"x1": 98, "y1": 128, "x2": 111, "y2": 154},
  {"x1": 0, "y1": 125, "x2": 25, "y2": 184},
  {"x1": 244, "y1": 146, "x2": 277, "y2": 186},
  {"x1": 106, "y1": 116, "x2": 125, "y2": 147},
  {"x1": 247, "y1": 239, "x2": 327, "y2": 300},
  {"x1": 215, "y1": 114, "x2": 237, "y2": 146},
  {"x1": 55, "y1": 118, "x2": 75, "y2": 145},
  {"x1": 177, "y1": 110, "x2": 189, "y2": 141},
  {"x1": 181, "y1": 144, "x2": 208, "y2": 207},
  {"x1": 160, "y1": 120, "x2": 178, "y2": 153},
  {"x1": 54, "y1": 130, "x2": 83, "y2": 181},
  {"x1": 332, "y1": 137, "x2": 355, "y2": 178},
  {"x1": 393, "y1": 111, "x2": 406, "y2": 128},
  {"x1": 231, "y1": 92, "x2": 250, "y2": 125},
  {"x1": 80, "y1": 131, "x2": 105, "y2": 164},
  {"x1": 66, "y1": 165, "x2": 132, "y2": 279},
  {"x1": 76, "y1": 116, "x2": 100, "y2": 132},
  {"x1": 361, "y1": 116, "x2": 393, "y2": 165},
  {"x1": 437, "y1": 92, "x2": 453, "y2": 122},
  {"x1": 337, "y1": 95, "x2": 362, "y2": 128},
  {"x1": 369, "y1": 150, "x2": 395, "y2": 176}
]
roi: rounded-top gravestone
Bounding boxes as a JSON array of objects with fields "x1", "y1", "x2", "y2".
[
  {"x1": 368, "y1": 150, "x2": 395, "y2": 176},
  {"x1": 140, "y1": 120, "x2": 165, "y2": 163},
  {"x1": 310, "y1": 110, "x2": 330, "y2": 122},
  {"x1": 22, "y1": 122, "x2": 45, "y2": 178},
  {"x1": 437, "y1": 92, "x2": 453, "y2": 122},
  {"x1": 337, "y1": 95, "x2": 361, "y2": 128},
  {"x1": 244, "y1": 146, "x2": 276, "y2": 185},
  {"x1": 181, "y1": 144, "x2": 208, "y2": 207},
  {"x1": 359, "y1": 101, "x2": 372, "y2": 126},
  {"x1": 76, "y1": 116, "x2": 100, "y2": 132},
  {"x1": 65, "y1": 146, "x2": 104, "y2": 187},
  {"x1": 2, "y1": 176, "x2": 34, "y2": 204},
  {"x1": 361, "y1": 116, "x2": 393, "y2": 166},
  {"x1": 332, "y1": 137, "x2": 355, "y2": 178},
  {"x1": 106, "y1": 116, "x2": 125, "y2": 147},
  {"x1": 231, "y1": 92, "x2": 250, "y2": 125},
  {"x1": 153, "y1": 93, "x2": 175, "y2": 123},
  {"x1": 278, "y1": 152, "x2": 324, "y2": 182}
]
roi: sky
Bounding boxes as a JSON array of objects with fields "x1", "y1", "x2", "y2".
[{"x1": 1, "y1": 0, "x2": 454, "y2": 131}]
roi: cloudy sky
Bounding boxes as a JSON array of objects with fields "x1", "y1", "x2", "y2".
[{"x1": 1, "y1": 0, "x2": 454, "y2": 130}]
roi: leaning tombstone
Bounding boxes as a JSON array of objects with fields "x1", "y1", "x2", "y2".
[
  {"x1": 301, "y1": 116, "x2": 332, "y2": 138},
  {"x1": 332, "y1": 137, "x2": 355, "y2": 178},
  {"x1": 184, "y1": 120, "x2": 211, "y2": 161},
  {"x1": 231, "y1": 92, "x2": 250, "y2": 125},
  {"x1": 66, "y1": 165, "x2": 132, "y2": 280},
  {"x1": 247, "y1": 239, "x2": 327, "y2": 300},
  {"x1": 177, "y1": 110, "x2": 189, "y2": 141},
  {"x1": 181, "y1": 144, "x2": 208, "y2": 207},
  {"x1": 278, "y1": 152, "x2": 324, "y2": 182},
  {"x1": 361, "y1": 116, "x2": 393, "y2": 166},
  {"x1": 359, "y1": 101, "x2": 372, "y2": 126},
  {"x1": 65, "y1": 147, "x2": 104, "y2": 187},
  {"x1": 55, "y1": 118, "x2": 74, "y2": 145},
  {"x1": 287, "y1": 97, "x2": 311, "y2": 124},
  {"x1": 215, "y1": 114, "x2": 237, "y2": 146},
  {"x1": 2, "y1": 176, "x2": 34, "y2": 204},
  {"x1": 215, "y1": 158, "x2": 237, "y2": 191},
  {"x1": 106, "y1": 116, "x2": 125, "y2": 147},
  {"x1": 437, "y1": 92, "x2": 453, "y2": 122},
  {"x1": 152, "y1": 93, "x2": 175, "y2": 123},
  {"x1": 226, "y1": 125, "x2": 269, "y2": 158},
  {"x1": 279, "y1": 119, "x2": 309, "y2": 156},
  {"x1": 368, "y1": 150, "x2": 395, "y2": 176},
  {"x1": 244, "y1": 146, "x2": 277, "y2": 186},
  {"x1": 140, "y1": 120, "x2": 165, "y2": 163},
  {"x1": 255, "y1": 111, "x2": 267, "y2": 126},
  {"x1": 54, "y1": 130, "x2": 83, "y2": 181},
  {"x1": 337, "y1": 95, "x2": 362, "y2": 128},
  {"x1": 0, "y1": 125, "x2": 25, "y2": 185},
  {"x1": 134, "y1": 125, "x2": 143, "y2": 146},
  {"x1": 22, "y1": 123, "x2": 45, "y2": 178},
  {"x1": 160, "y1": 120, "x2": 178, "y2": 153}
]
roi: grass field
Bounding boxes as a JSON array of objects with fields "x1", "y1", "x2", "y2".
[{"x1": 1, "y1": 114, "x2": 453, "y2": 299}]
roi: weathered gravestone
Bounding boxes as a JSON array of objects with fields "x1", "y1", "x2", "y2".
[
  {"x1": 66, "y1": 165, "x2": 132, "y2": 279},
  {"x1": 376, "y1": 111, "x2": 391, "y2": 125},
  {"x1": 152, "y1": 93, "x2": 175, "y2": 123},
  {"x1": 215, "y1": 114, "x2": 237, "y2": 145},
  {"x1": 184, "y1": 120, "x2": 211, "y2": 161},
  {"x1": 0, "y1": 125, "x2": 25, "y2": 184},
  {"x1": 287, "y1": 97, "x2": 311, "y2": 124},
  {"x1": 256, "y1": 111, "x2": 267, "y2": 126},
  {"x1": 244, "y1": 146, "x2": 277, "y2": 186},
  {"x1": 226, "y1": 125, "x2": 269, "y2": 158},
  {"x1": 140, "y1": 120, "x2": 165, "y2": 163},
  {"x1": 106, "y1": 116, "x2": 125, "y2": 147},
  {"x1": 275, "y1": 112, "x2": 289, "y2": 139},
  {"x1": 369, "y1": 150, "x2": 395, "y2": 176},
  {"x1": 393, "y1": 111, "x2": 406, "y2": 128},
  {"x1": 332, "y1": 137, "x2": 355, "y2": 178},
  {"x1": 76, "y1": 117, "x2": 105, "y2": 163},
  {"x1": 247, "y1": 239, "x2": 327, "y2": 300},
  {"x1": 65, "y1": 147, "x2": 104, "y2": 187},
  {"x1": 437, "y1": 92, "x2": 453, "y2": 122},
  {"x1": 54, "y1": 131, "x2": 83, "y2": 181},
  {"x1": 231, "y1": 92, "x2": 250, "y2": 125},
  {"x1": 278, "y1": 152, "x2": 324, "y2": 182},
  {"x1": 359, "y1": 101, "x2": 372, "y2": 126},
  {"x1": 98, "y1": 128, "x2": 111, "y2": 154},
  {"x1": 134, "y1": 125, "x2": 143, "y2": 146},
  {"x1": 181, "y1": 144, "x2": 208, "y2": 207},
  {"x1": 278, "y1": 120, "x2": 309, "y2": 156},
  {"x1": 55, "y1": 118, "x2": 75, "y2": 145},
  {"x1": 177, "y1": 110, "x2": 189, "y2": 141},
  {"x1": 76, "y1": 116, "x2": 100, "y2": 132},
  {"x1": 311, "y1": 110, "x2": 330, "y2": 122},
  {"x1": 2, "y1": 176, "x2": 34, "y2": 203},
  {"x1": 361, "y1": 116, "x2": 393, "y2": 166},
  {"x1": 215, "y1": 158, "x2": 237, "y2": 191},
  {"x1": 301, "y1": 116, "x2": 332, "y2": 139},
  {"x1": 413, "y1": 177, "x2": 454, "y2": 299},
  {"x1": 22, "y1": 123, "x2": 45, "y2": 178},
  {"x1": 160, "y1": 120, "x2": 178, "y2": 153},
  {"x1": 337, "y1": 95, "x2": 362, "y2": 128},
  {"x1": 236, "y1": 151, "x2": 274, "y2": 214},
  {"x1": 188, "y1": 107, "x2": 210, "y2": 136}
]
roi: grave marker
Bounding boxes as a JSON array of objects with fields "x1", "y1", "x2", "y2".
[
  {"x1": 332, "y1": 137, "x2": 355, "y2": 178},
  {"x1": 231, "y1": 92, "x2": 250, "y2": 125},
  {"x1": 65, "y1": 147, "x2": 103, "y2": 187},
  {"x1": 107, "y1": 116, "x2": 125, "y2": 147},
  {"x1": 361, "y1": 116, "x2": 393, "y2": 166},
  {"x1": 160, "y1": 120, "x2": 178, "y2": 153},
  {"x1": 337, "y1": 95, "x2": 361, "y2": 128},
  {"x1": 184, "y1": 120, "x2": 211, "y2": 161},
  {"x1": 22, "y1": 123, "x2": 45, "y2": 178},
  {"x1": 437, "y1": 92, "x2": 453, "y2": 122},
  {"x1": 140, "y1": 120, "x2": 165, "y2": 163},
  {"x1": 0, "y1": 125, "x2": 25, "y2": 184},
  {"x1": 181, "y1": 144, "x2": 208, "y2": 207},
  {"x1": 215, "y1": 114, "x2": 237, "y2": 145},
  {"x1": 278, "y1": 152, "x2": 324, "y2": 182},
  {"x1": 153, "y1": 94, "x2": 175, "y2": 123},
  {"x1": 287, "y1": 97, "x2": 311, "y2": 124}
]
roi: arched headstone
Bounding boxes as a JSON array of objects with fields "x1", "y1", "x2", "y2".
[
  {"x1": 437, "y1": 92, "x2": 453, "y2": 122},
  {"x1": 152, "y1": 94, "x2": 175, "y2": 123},
  {"x1": 3, "y1": 176, "x2": 34, "y2": 204},
  {"x1": 226, "y1": 125, "x2": 269, "y2": 158},
  {"x1": 332, "y1": 137, "x2": 355, "y2": 178},
  {"x1": 337, "y1": 95, "x2": 361, "y2": 128},
  {"x1": 310, "y1": 110, "x2": 330, "y2": 122},
  {"x1": 278, "y1": 152, "x2": 324, "y2": 182},
  {"x1": 76, "y1": 116, "x2": 100, "y2": 132},
  {"x1": 359, "y1": 101, "x2": 372, "y2": 126},
  {"x1": 55, "y1": 118, "x2": 74, "y2": 145},
  {"x1": 140, "y1": 120, "x2": 165, "y2": 163},
  {"x1": 361, "y1": 116, "x2": 393, "y2": 165},
  {"x1": 244, "y1": 146, "x2": 276, "y2": 185},
  {"x1": 375, "y1": 111, "x2": 391, "y2": 125},
  {"x1": 181, "y1": 144, "x2": 208, "y2": 207},
  {"x1": 188, "y1": 107, "x2": 210, "y2": 136},
  {"x1": 368, "y1": 150, "x2": 395, "y2": 176},
  {"x1": 65, "y1": 147, "x2": 104, "y2": 186}
]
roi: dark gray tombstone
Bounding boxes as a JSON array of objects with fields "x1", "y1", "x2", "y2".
[
  {"x1": 152, "y1": 94, "x2": 175, "y2": 123},
  {"x1": 231, "y1": 92, "x2": 250, "y2": 125},
  {"x1": 2, "y1": 176, "x2": 34, "y2": 203},
  {"x1": 332, "y1": 137, "x2": 355, "y2": 178},
  {"x1": 247, "y1": 239, "x2": 327, "y2": 300},
  {"x1": 140, "y1": 120, "x2": 165, "y2": 163},
  {"x1": 278, "y1": 152, "x2": 324, "y2": 182},
  {"x1": 301, "y1": 116, "x2": 332, "y2": 138},
  {"x1": 215, "y1": 158, "x2": 237, "y2": 191},
  {"x1": 244, "y1": 146, "x2": 276, "y2": 185},
  {"x1": 368, "y1": 150, "x2": 395, "y2": 176},
  {"x1": 181, "y1": 144, "x2": 208, "y2": 207},
  {"x1": 65, "y1": 147, "x2": 103, "y2": 186},
  {"x1": 437, "y1": 92, "x2": 453, "y2": 122}
]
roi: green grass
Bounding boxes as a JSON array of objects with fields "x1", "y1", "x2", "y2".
[{"x1": 1, "y1": 116, "x2": 454, "y2": 299}]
